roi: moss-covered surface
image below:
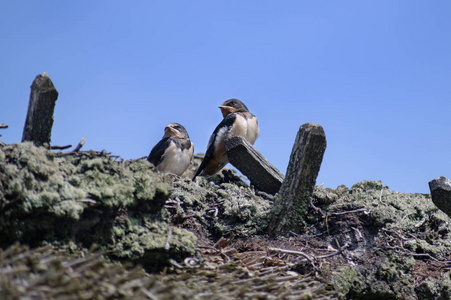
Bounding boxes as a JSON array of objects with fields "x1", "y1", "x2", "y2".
[
  {"x1": 311, "y1": 181, "x2": 451, "y2": 299},
  {"x1": 0, "y1": 142, "x2": 194, "y2": 272},
  {"x1": 169, "y1": 173, "x2": 272, "y2": 239},
  {"x1": 1, "y1": 142, "x2": 451, "y2": 299}
]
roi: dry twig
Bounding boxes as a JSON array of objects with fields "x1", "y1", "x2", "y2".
[
  {"x1": 51, "y1": 144, "x2": 72, "y2": 150},
  {"x1": 74, "y1": 136, "x2": 86, "y2": 152}
]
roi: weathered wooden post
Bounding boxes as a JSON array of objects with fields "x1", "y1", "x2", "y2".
[
  {"x1": 224, "y1": 136, "x2": 284, "y2": 195},
  {"x1": 268, "y1": 123, "x2": 327, "y2": 236},
  {"x1": 22, "y1": 72, "x2": 59, "y2": 147},
  {"x1": 429, "y1": 176, "x2": 451, "y2": 217}
]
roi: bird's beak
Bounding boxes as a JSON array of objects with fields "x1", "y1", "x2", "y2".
[
  {"x1": 219, "y1": 105, "x2": 236, "y2": 118},
  {"x1": 163, "y1": 126, "x2": 178, "y2": 138}
]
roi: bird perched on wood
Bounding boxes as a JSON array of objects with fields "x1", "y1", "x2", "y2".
[
  {"x1": 147, "y1": 123, "x2": 194, "y2": 176},
  {"x1": 192, "y1": 99, "x2": 259, "y2": 180}
]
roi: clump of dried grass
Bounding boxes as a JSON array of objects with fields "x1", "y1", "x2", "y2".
[{"x1": 0, "y1": 244, "x2": 155, "y2": 299}]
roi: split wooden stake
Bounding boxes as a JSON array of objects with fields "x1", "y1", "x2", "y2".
[{"x1": 22, "y1": 73, "x2": 59, "y2": 146}]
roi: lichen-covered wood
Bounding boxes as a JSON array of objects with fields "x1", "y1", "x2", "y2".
[
  {"x1": 429, "y1": 176, "x2": 451, "y2": 217},
  {"x1": 0, "y1": 142, "x2": 196, "y2": 272},
  {"x1": 224, "y1": 136, "x2": 284, "y2": 195},
  {"x1": 22, "y1": 72, "x2": 59, "y2": 146},
  {"x1": 268, "y1": 122, "x2": 327, "y2": 235}
]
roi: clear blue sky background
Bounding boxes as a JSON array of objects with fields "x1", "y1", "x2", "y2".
[{"x1": 1, "y1": 1, "x2": 450, "y2": 193}]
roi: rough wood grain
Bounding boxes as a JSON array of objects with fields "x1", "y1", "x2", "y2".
[
  {"x1": 74, "y1": 136, "x2": 86, "y2": 152},
  {"x1": 268, "y1": 122, "x2": 327, "y2": 236},
  {"x1": 429, "y1": 176, "x2": 451, "y2": 217},
  {"x1": 224, "y1": 136, "x2": 284, "y2": 195},
  {"x1": 22, "y1": 73, "x2": 59, "y2": 146}
]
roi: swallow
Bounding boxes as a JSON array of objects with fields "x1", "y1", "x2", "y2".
[
  {"x1": 193, "y1": 99, "x2": 259, "y2": 180},
  {"x1": 147, "y1": 123, "x2": 194, "y2": 176}
]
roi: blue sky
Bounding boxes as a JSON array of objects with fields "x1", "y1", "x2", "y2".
[{"x1": 1, "y1": 1, "x2": 450, "y2": 193}]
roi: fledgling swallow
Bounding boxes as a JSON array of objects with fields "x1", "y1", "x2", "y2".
[
  {"x1": 193, "y1": 99, "x2": 259, "y2": 180},
  {"x1": 147, "y1": 123, "x2": 194, "y2": 176}
]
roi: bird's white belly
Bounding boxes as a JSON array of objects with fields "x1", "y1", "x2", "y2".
[
  {"x1": 209, "y1": 113, "x2": 260, "y2": 170},
  {"x1": 229, "y1": 114, "x2": 259, "y2": 145},
  {"x1": 158, "y1": 144, "x2": 191, "y2": 175},
  {"x1": 244, "y1": 116, "x2": 259, "y2": 144}
]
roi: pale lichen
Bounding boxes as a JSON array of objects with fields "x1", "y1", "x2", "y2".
[
  {"x1": 168, "y1": 173, "x2": 272, "y2": 238},
  {"x1": 3, "y1": 142, "x2": 451, "y2": 298},
  {"x1": 314, "y1": 180, "x2": 451, "y2": 299},
  {"x1": 0, "y1": 142, "x2": 194, "y2": 271}
]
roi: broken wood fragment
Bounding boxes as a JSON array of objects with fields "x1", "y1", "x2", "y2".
[
  {"x1": 268, "y1": 123, "x2": 327, "y2": 236},
  {"x1": 429, "y1": 176, "x2": 451, "y2": 217},
  {"x1": 73, "y1": 136, "x2": 86, "y2": 152},
  {"x1": 22, "y1": 73, "x2": 59, "y2": 146},
  {"x1": 224, "y1": 136, "x2": 284, "y2": 195},
  {"x1": 50, "y1": 145, "x2": 72, "y2": 150}
]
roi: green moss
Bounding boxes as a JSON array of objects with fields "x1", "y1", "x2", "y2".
[
  {"x1": 50, "y1": 200, "x2": 84, "y2": 220},
  {"x1": 351, "y1": 180, "x2": 386, "y2": 191},
  {"x1": 0, "y1": 143, "x2": 170, "y2": 243},
  {"x1": 414, "y1": 272, "x2": 451, "y2": 299},
  {"x1": 167, "y1": 175, "x2": 272, "y2": 238},
  {"x1": 313, "y1": 180, "x2": 451, "y2": 299},
  {"x1": 171, "y1": 177, "x2": 209, "y2": 206},
  {"x1": 314, "y1": 180, "x2": 445, "y2": 235},
  {"x1": 332, "y1": 267, "x2": 361, "y2": 296},
  {"x1": 4, "y1": 142, "x2": 451, "y2": 297},
  {"x1": 332, "y1": 259, "x2": 412, "y2": 299},
  {"x1": 112, "y1": 220, "x2": 197, "y2": 272},
  {"x1": 0, "y1": 147, "x2": 5, "y2": 161},
  {"x1": 217, "y1": 183, "x2": 271, "y2": 236}
]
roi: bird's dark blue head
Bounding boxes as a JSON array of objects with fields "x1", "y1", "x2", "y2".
[
  {"x1": 219, "y1": 99, "x2": 249, "y2": 117},
  {"x1": 163, "y1": 123, "x2": 190, "y2": 139}
]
